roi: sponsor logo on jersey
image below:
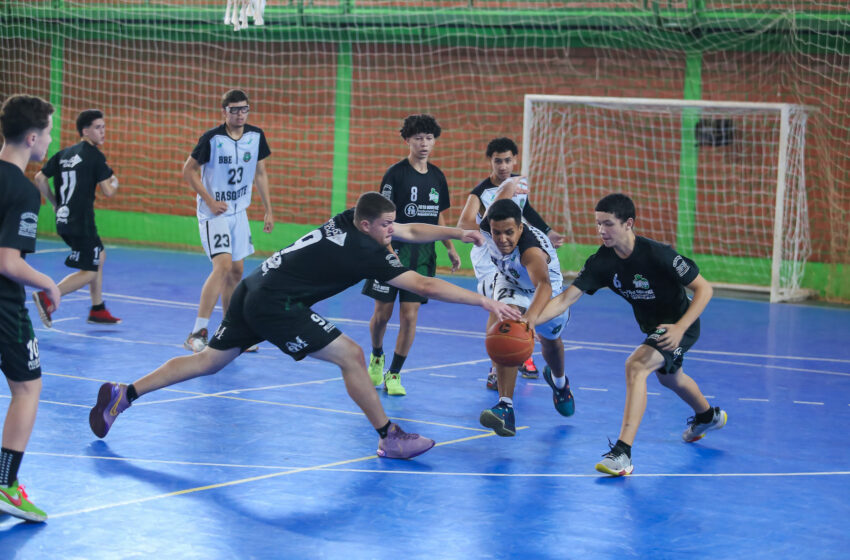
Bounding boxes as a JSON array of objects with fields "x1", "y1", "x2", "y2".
[
  {"x1": 633, "y1": 274, "x2": 650, "y2": 289},
  {"x1": 404, "y1": 203, "x2": 417, "y2": 217},
  {"x1": 673, "y1": 347, "x2": 683, "y2": 358},
  {"x1": 214, "y1": 325, "x2": 227, "y2": 339},
  {"x1": 429, "y1": 187, "x2": 439, "y2": 203},
  {"x1": 243, "y1": 152, "x2": 251, "y2": 162},
  {"x1": 215, "y1": 185, "x2": 249, "y2": 201},
  {"x1": 386, "y1": 253, "x2": 403, "y2": 268},
  {"x1": 219, "y1": 155, "x2": 233, "y2": 164},
  {"x1": 285, "y1": 336, "x2": 308, "y2": 353},
  {"x1": 311, "y1": 313, "x2": 337, "y2": 333},
  {"x1": 59, "y1": 154, "x2": 82, "y2": 168},
  {"x1": 381, "y1": 184, "x2": 393, "y2": 198},
  {"x1": 18, "y1": 211, "x2": 38, "y2": 238},
  {"x1": 323, "y1": 218, "x2": 347, "y2": 246},
  {"x1": 673, "y1": 255, "x2": 690, "y2": 277},
  {"x1": 371, "y1": 280, "x2": 391, "y2": 293},
  {"x1": 261, "y1": 251, "x2": 283, "y2": 275}
]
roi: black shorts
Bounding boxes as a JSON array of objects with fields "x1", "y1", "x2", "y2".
[
  {"x1": 642, "y1": 321, "x2": 700, "y2": 374},
  {"x1": 61, "y1": 234, "x2": 104, "y2": 272},
  {"x1": 361, "y1": 243, "x2": 434, "y2": 304},
  {"x1": 0, "y1": 308, "x2": 42, "y2": 382},
  {"x1": 207, "y1": 282, "x2": 343, "y2": 361}
]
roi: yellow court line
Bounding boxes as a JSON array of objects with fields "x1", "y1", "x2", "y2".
[{"x1": 49, "y1": 428, "x2": 521, "y2": 519}]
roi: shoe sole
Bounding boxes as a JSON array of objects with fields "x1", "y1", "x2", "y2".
[
  {"x1": 385, "y1": 386, "x2": 406, "y2": 396},
  {"x1": 520, "y1": 371, "x2": 539, "y2": 379},
  {"x1": 595, "y1": 462, "x2": 634, "y2": 477},
  {"x1": 479, "y1": 410, "x2": 516, "y2": 437},
  {"x1": 31, "y1": 293, "x2": 52, "y2": 328},
  {"x1": 0, "y1": 500, "x2": 47, "y2": 522},
  {"x1": 376, "y1": 439, "x2": 435, "y2": 459},
  {"x1": 89, "y1": 383, "x2": 115, "y2": 438},
  {"x1": 683, "y1": 410, "x2": 728, "y2": 443},
  {"x1": 87, "y1": 319, "x2": 122, "y2": 324}
]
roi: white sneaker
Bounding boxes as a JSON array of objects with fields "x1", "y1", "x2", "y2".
[
  {"x1": 682, "y1": 407, "x2": 727, "y2": 442},
  {"x1": 595, "y1": 441, "x2": 634, "y2": 476}
]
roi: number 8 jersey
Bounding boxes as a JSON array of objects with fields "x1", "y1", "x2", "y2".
[{"x1": 191, "y1": 123, "x2": 270, "y2": 220}]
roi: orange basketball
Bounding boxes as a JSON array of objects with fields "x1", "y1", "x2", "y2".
[{"x1": 485, "y1": 320, "x2": 534, "y2": 367}]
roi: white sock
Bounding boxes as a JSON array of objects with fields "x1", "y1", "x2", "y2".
[
  {"x1": 553, "y1": 373, "x2": 567, "y2": 389},
  {"x1": 193, "y1": 317, "x2": 209, "y2": 333},
  {"x1": 499, "y1": 396, "x2": 513, "y2": 407}
]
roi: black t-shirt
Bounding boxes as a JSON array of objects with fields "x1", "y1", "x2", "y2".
[
  {"x1": 245, "y1": 208, "x2": 409, "y2": 307},
  {"x1": 41, "y1": 141, "x2": 113, "y2": 236},
  {"x1": 0, "y1": 161, "x2": 40, "y2": 321},
  {"x1": 470, "y1": 175, "x2": 550, "y2": 233},
  {"x1": 572, "y1": 236, "x2": 700, "y2": 334}
]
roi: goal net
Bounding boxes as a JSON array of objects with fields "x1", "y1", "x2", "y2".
[{"x1": 522, "y1": 95, "x2": 812, "y2": 303}]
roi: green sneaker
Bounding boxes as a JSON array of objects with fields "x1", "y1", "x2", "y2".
[
  {"x1": 368, "y1": 354, "x2": 385, "y2": 386},
  {"x1": 0, "y1": 480, "x2": 47, "y2": 522},
  {"x1": 384, "y1": 372, "x2": 406, "y2": 396}
]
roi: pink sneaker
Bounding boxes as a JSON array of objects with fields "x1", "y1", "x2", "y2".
[{"x1": 377, "y1": 423, "x2": 435, "y2": 459}]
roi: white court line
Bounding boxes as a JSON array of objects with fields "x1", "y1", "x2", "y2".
[
  {"x1": 740, "y1": 398, "x2": 770, "y2": 402},
  {"x1": 793, "y1": 400, "x2": 824, "y2": 405},
  {"x1": 319, "y1": 468, "x2": 850, "y2": 478},
  {"x1": 429, "y1": 373, "x2": 456, "y2": 378},
  {"x1": 578, "y1": 387, "x2": 608, "y2": 392},
  {"x1": 0, "y1": 395, "x2": 90, "y2": 409},
  {"x1": 28, "y1": 451, "x2": 299, "y2": 471}
]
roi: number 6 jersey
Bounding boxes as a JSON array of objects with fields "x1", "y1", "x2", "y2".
[{"x1": 190, "y1": 123, "x2": 270, "y2": 220}]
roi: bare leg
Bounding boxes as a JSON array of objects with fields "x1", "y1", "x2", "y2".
[
  {"x1": 617, "y1": 345, "x2": 665, "y2": 445},
  {"x1": 196, "y1": 254, "x2": 234, "y2": 321},
  {"x1": 2, "y1": 378, "x2": 41, "y2": 451},
  {"x1": 656, "y1": 368, "x2": 710, "y2": 412},
  {"x1": 88, "y1": 249, "x2": 106, "y2": 305},
  {"x1": 496, "y1": 364, "x2": 519, "y2": 399},
  {"x1": 539, "y1": 336, "x2": 565, "y2": 379},
  {"x1": 394, "y1": 301, "x2": 420, "y2": 357},
  {"x1": 56, "y1": 270, "x2": 97, "y2": 296},
  {"x1": 132, "y1": 347, "x2": 241, "y2": 398},
  {"x1": 221, "y1": 259, "x2": 244, "y2": 316},
  {"x1": 310, "y1": 335, "x2": 389, "y2": 429},
  {"x1": 369, "y1": 300, "x2": 394, "y2": 349}
]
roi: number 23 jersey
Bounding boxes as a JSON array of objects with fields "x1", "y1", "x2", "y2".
[{"x1": 191, "y1": 123, "x2": 270, "y2": 220}]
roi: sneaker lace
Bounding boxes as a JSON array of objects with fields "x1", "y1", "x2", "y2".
[
  {"x1": 601, "y1": 437, "x2": 617, "y2": 458},
  {"x1": 685, "y1": 415, "x2": 698, "y2": 427},
  {"x1": 17, "y1": 485, "x2": 29, "y2": 499}
]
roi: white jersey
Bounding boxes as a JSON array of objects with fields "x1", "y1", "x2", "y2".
[
  {"x1": 190, "y1": 123, "x2": 270, "y2": 220},
  {"x1": 480, "y1": 218, "x2": 563, "y2": 296}
]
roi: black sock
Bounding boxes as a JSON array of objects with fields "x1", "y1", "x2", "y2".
[
  {"x1": 372, "y1": 347, "x2": 383, "y2": 358},
  {"x1": 91, "y1": 302, "x2": 106, "y2": 311},
  {"x1": 0, "y1": 448, "x2": 24, "y2": 487},
  {"x1": 389, "y1": 352, "x2": 406, "y2": 374},
  {"x1": 614, "y1": 439, "x2": 632, "y2": 459},
  {"x1": 376, "y1": 420, "x2": 391, "y2": 439},
  {"x1": 695, "y1": 407, "x2": 715, "y2": 424},
  {"x1": 127, "y1": 383, "x2": 139, "y2": 403}
]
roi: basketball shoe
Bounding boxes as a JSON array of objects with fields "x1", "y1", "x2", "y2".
[
  {"x1": 384, "y1": 372, "x2": 406, "y2": 396},
  {"x1": 595, "y1": 441, "x2": 633, "y2": 477},
  {"x1": 368, "y1": 354, "x2": 384, "y2": 386},
  {"x1": 519, "y1": 357, "x2": 539, "y2": 378},
  {"x1": 32, "y1": 291, "x2": 53, "y2": 328},
  {"x1": 0, "y1": 481, "x2": 47, "y2": 522},
  {"x1": 377, "y1": 423, "x2": 434, "y2": 459},
  {"x1": 88, "y1": 307, "x2": 121, "y2": 324},
  {"x1": 479, "y1": 401, "x2": 516, "y2": 437},
  {"x1": 542, "y1": 366, "x2": 575, "y2": 417},
  {"x1": 89, "y1": 382, "x2": 131, "y2": 438},
  {"x1": 682, "y1": 407, "x2": 727, "y2": 442},
  {"x1": 184, "y1": 328, "x2": 208, "y2": 353}
]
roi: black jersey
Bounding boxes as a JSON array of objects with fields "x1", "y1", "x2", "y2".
[
  {"x1": 245, "y1": 208, "x2": 409, "y2": 307},
  {"x1": 0, "y1": 161, "x2": 40, "y2": 322},
  {"x1": 41, "y1": 141, "x2": 113, "y2": 237},
  {"x1": 470, "y1": 175, "x2": 550, "y2": 233},
  {"x1": 572, "y1": 236, "x2": 700, "y2": 334}
]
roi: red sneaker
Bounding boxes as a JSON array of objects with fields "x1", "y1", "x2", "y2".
[
  {"x1": 32, "y1": 291, "x2": 53, "y2": 328},
  {"x1": 519, "y1": 357, "x2": 539, "y2": 379},
  {"x1": 88, "y1": 308, "x2": 122, "y2": 324}
]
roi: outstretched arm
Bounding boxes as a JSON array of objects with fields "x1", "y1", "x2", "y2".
[
  {"x1": 391, "y1": 222, "x2": 484, "y2": 246},
  {"x1": 33, "y1": 172, "x2": 56, "y2": 207},
  {"x1": 388, "y1": 271, "x2": 521, "y2": 322},
  {"x1": 98, "y1": 175, "x2": 119, "y2": 198},
  {"x1": 457, "y1": 194, "x2": 483, "y2": 230},
  {"x1": 536, "y1": 284, "x2": 584, "y2": 325}
]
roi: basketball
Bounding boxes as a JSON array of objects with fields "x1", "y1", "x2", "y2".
[{"x1": 486, "y1": 320, "x2": 534, "y2": 367}]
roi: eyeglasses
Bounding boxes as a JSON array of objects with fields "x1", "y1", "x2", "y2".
[{"x1": 226, "y1": 106, "x2": 250, "y2": 114}]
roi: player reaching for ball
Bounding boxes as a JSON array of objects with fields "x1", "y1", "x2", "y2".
[
  {"x1": 88, "y1": 192, "x2": 520, "y2": 461},
  {"x1": 477, "y1": 198, "x2": 574, "y2": 437},
  {"x1": 456, "y1": 137, "x2": 565, "y2": 390},
  {"x1": 535, "y1": 193, "x2": 726, "y2": 477}
]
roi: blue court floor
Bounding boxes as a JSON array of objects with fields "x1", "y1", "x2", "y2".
[{"x1": 1, "y1": 239, "x2": 849, "y2": 559}]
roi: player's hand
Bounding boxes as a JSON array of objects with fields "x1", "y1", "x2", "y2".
[
  {"x1": 209, "y1": 199, "x2": 228, "y2": 215},
  {"x1": 447, "y1": 248, "x2": 461, "y2": 273},
  {"x1": 497, "y1": 176, "x2": 529, "y2": 198},
  {"x1": 519, "y1": 316, "x2": 537, "y2": 336},
  {"x1": 548, "y1": 230, "x2": 566, "y2": 249},
  {"x1": 655, "y1": 323, "x2": 685, "y2": 351},
  {"x1": 263, "y1": 212, "x2": 274, "y2": 233},
  {"x1": 485, "y1": 299, "x2": 522, "y2": 322},
  {"x1": 460, "y1": 229, "x2": 485, "y2": 246},
  {"x1": 45, "y1": 283, "x2": 61, "y2": 313}
]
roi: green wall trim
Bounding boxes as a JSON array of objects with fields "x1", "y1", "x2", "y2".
[
  {"x1": 48, "y1": 37, "x2": 64, "y2": 159},
  {"x1": 676, "y1": 51, "x2": 702, "y2": 256},
  {"x1": 331, "y1": 41, "x2": 352, "y2": 216}
]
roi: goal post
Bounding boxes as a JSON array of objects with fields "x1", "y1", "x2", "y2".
[{"x1": 522, "y1": 95, "x2": 812, "y2": 303}]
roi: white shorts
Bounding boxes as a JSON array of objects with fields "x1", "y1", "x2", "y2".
[
  {"x1": 199, "y1": 211, "x2": 254, "y2": 262},
  {"x1": 493, "y1": 273, "x2": 569, "y2": 340},
  {"x1": 470, "y1": 244, "x2": 497, "y2": 298}
]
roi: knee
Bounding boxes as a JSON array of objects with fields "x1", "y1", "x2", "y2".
[
  {"x1": 210, "y1": 258, "x2": 233, "y2": 277},
  {"x1": 372, "y1": 304, "x2": 393, "y2": 324},
  {"x1": 624, "y1": 358, "x2": 650, "y2": 386}
]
